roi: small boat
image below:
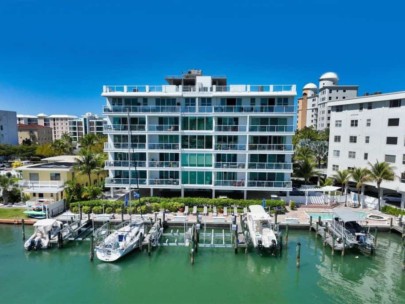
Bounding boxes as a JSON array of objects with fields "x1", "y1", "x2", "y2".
[
  {"x1": 24, "y1": 210, "x2": 46, "y2": 219},
  {"x1": 95, "y1": 219, "x2": 145, "y2": 262},
  {"x1": 246, "y1": 205, "x2": 281, "y2": 255},
  {"x1": 24, "y1": 219, "x2": 63, "y2": 250}
]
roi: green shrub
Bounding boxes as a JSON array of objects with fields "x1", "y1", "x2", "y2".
[
  {"x1": 92, "y1": 206, "x2": 102, "y2": 214},
  {"x1": 71, "y1": 206, "x2": 79, "y2": 213},
  {"x1": 82, "y1": 206, "x2": 92, "y2": 214},
  {"x1": 105, "y1": 207, "x2": 113, "y2": 214},
  {"x1": 382, "y1": 205, "x2": 405, "y2": 216},
  {"x1": 290, "y1": 201, "x2": 296, "y2": 210}
]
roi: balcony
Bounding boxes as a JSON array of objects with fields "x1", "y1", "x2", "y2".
[
  {"x1": 247, "y1": 181, "x2": 292, "y2": 188},
  {"x1": 103, "y1": 105, "x2": 181, "y2": 113},
  {"x1": 215, "y1": 125, "x2": 247, "y2": 132},
  {"x1": 149, "y1": 179, "x2": 180, "y2": 186},
  {"x1": 105, "y1": 161, "x2": 147, "y2": 168},
  {"x1": 104, "y1": 143, "x2": 146, "y2": 150},
  {"x1": 105, "y1": 178, "x2": 147, "y2": 186},
  {"x1": 215, "y1": 144, "x2": 246, "y2": 151},
  {"x1": 247, "y1": 163, "x2": 292, "y2": 170},
  {"x1": 248, "y1": 144, "x2": 293, "y2": 151},
  {"x1": 148, "y1": 143, "x2": 180, "y2": 150},
  {"x1": 215, "y1": 180, "x2": 245, "y2": 187},
  {"x1": 19, "y1": 180, "x2": 65, "y2": 188},
  {"x1": 214, "y1": 162, "x2": 245, "y2": 169},
  {"x1": 103, "y1": 124, "x2": 146, "y2": 133},
  {"x1": 103, "y1": 84, "x2": 296, "y2": 94},
  {"x1": 149, "y1": 125, "x2": 179, "y2": 132},
  {"x1": 249, "y1": 125, "x2": 294, "y2": 132},
  {"x1": 213, "y1": 106, "x2": 295, "y2": 113},
  {"x1": 149, "y1": 161, "x2": 179, "y2": 168}
]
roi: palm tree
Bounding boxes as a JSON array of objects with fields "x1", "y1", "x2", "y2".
[
  {"x1": 64, "y1": 178, "x2": 83, "y2": 204},
  {"x1": 332, "y1": 169, "x2": 351, "y2": 206},
  {"x1": 75, "y1": 149, "x2": 97, "y2": 186},
  {"x1": 351, "y1": 168, "x2": 372, "y2": 208},
  {"x1": 294, "y1": 158, "x2": 319, "y2": 184},
  {"x1": 0, "y1": 175, "x2": 17, "y2": 204},
  {"x1": 368, "y1": 161, "x2": 395, "y2": 211},
  {"x1": 93, "y1": 153, "x2": 107, "y2": 185},
  {"x1": 310, "y1": 141, "x2": 329, "y2": 168},
  {"x1": 294, "y1": 146, "x2": 314, "y2": 163}
]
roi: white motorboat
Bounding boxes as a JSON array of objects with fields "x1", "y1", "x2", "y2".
[
  {"x1": 24, "y1": 219, "x2": 63, "y2": 250},
  {"x1": 246, "y1": 205, "x2": 280, "y2": 255},
  {"x1": 95, "y1": 219, "x2": 145, "y2": 262}
]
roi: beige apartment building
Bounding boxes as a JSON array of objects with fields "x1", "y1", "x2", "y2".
[{"x1": 18, "y1": 124, "x2": 53, "y2": 145}]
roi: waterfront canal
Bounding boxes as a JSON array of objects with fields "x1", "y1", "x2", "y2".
[{"x1": 0, "y1": 225, "x2": 404, "y2": 304}]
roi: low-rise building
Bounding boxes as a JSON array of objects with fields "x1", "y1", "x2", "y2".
[{"x1": 18, "y1": 124, "x2": 53, "y2": 145}]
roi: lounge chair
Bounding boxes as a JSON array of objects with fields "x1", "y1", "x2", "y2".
[
  {"x1": 213, "y1": 206, "x2": 218, "y2": 216},
  {"x1": 243, "y1": 207, "x2": 247, "y2": 214},
  {"x1": 233, "y1": 206, "x2": 238, "y2": 216},
  {"x1": 203, "y1": 206, "x2": 208, "y2": 216},
  {"x1": 192, "y1": 206, "x2": 197, "y2": 215},
  {"x1": 223, "y1": 207, "x2": 228, "y2": 216},
  {"x1": 184, "y1": 206, "x2": 189, "y2": 215}
]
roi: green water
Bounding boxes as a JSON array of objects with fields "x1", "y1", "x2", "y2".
[{"x1": 0, "y1": 225, "x2": 404, "y2": 304}]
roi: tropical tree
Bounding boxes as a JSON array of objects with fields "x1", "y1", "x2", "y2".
[
  {"x1": 52, "y1": 133, "x2": 74, "y2": 155},
  {"x1": 368, "y1": 161, "x2": 395, "y2": 211},
  {"x1": 294, "y1": 158, "x2": 319, "y2": 184},
  {"x1": 64, "y1": 179, "x2": 83, "y2": 204},
  {"x1": 294, "y1": 146, "x2": 314, "y2": 163},
  {"x1": 81, "y1": 185, "x2": 103, "y2": 200},
  {"x1": 93, "y1": 153, "x2": 107, "y2": 185},
  {"x1": 79, "y1": 134, "x2": 106, "y2": 154},
  {"x1": 36, "y1": 143, "x2": 56, "y2": 158},
  {"x1": 310, "y1": 141, "x2": 328, "y2": 168},
  {"x1": 75, "y1": 149, "x2": 98, "y2": 186},
  {"x1": 0, "y1": 175, "x2": 18, "y2": 204},
  {"x1": 351, "y1": 168, "x2": 372, "y2": 208},
  {"x1": 332, "y1": 169, "x2": 351, "y2": 206}
]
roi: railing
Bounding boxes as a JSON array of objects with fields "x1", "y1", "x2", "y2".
[
  {"x1": 248, "y1": 144, "x2": 293, "y2": 151},
  {"x1": 215, "y1": 144, "x2": 246, "y2": 150},
  {"x1": 105, "y1": 161, "x2": 147, "y2": 168},
  {"x1": 215, "y1": 180, "x2": 245, "y2": 187},
  {"x1": 104, "y1": 105, "x2": 181, "y2": 113},
  {"x1": 247, "y1": 181, "x2": 292, "y2": 188},
  {"x1": 247, "y1": 163, "x2": 292, "y2": 170},
  {"x1": 149, "y1": 161, "x2": 180, "y2": 168},
  {"x1": 104, "y1": 143, "x2": 146, "y2": 150},
  {"x1": 249, "y1": 125, "x2": 294, "y2": 132},
  {"x1": 18, "y1": 180, "x2": 65, "y2": 188},
  {"x1": 149, "y1": 179, "x2": 180, "y2": 185},
  {"x1": 148, "y1": 125, "x2": 179, "y2": 131},
  {"x1": 148, "y1": 143, "x2": 180, "y2": 150},
  {"x1": 213, "y1": 106, "x2": 295, "y2": 113},
  {"x1": 215, "y1": 125, "x2": 247, "y2": 132},
  {"x1": 105, "y1": 178, "x2": 147, "y2": 185},
  {"x1": 214, "y1": 162, "x2": 245, "y2": 169},
  {"x1": 198, "y1": 106, "x2": 213, "y2": 113},
  {"x1": 103, "y1": 84, "x2": 296, "y2": 94},
  {"x1": 103, "y1": 124, "x2": 146, "y2": 132}
]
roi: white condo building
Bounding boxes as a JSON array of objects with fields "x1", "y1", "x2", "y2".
[
  {"x1": 0, "y1": 110, "x2": 18, "y2": 145},
  {"x1": 69, "y1": 112, "x2": 105, "y2": 144},
  {"x1": 17, "y1": 114, "x2": 77, "y2": 141},
  {"x1": 297, "y1": 72, "x2": 358, "y2": 130},
  {"x1": 327, "y1": 91, "x2": 405, "y2": 207},
  {"x1": 102, "y1": 70, "x2": 296, "y2": 199}
]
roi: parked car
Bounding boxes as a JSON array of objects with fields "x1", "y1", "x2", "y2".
[{"x1": 382, "y1": 193, "x2": 402, "y2": 206}]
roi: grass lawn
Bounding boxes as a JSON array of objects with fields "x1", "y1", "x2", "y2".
[{"x1": 0, "y1": 208, "x2": 28, "y2": 219}]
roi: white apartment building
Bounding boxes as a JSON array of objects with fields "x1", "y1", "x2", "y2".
[
  {"x1": 102, "y1": 70, "x2": 296, "y2": 199},
  {"x1": 297, "y1": 72, "x2": 358, "y2": 130},
  {"x1": 0, "y1": 110, "x2": 18, "y2": 145},
  {"x1": 69, "y1": 112, "x2": 105, "y2": 144},
  {"x1": 327, "y1": 91, "x2": 405, "y2": 207},
  {"x1": 17, "y1": 114, "x2": 77, "y2": 141}
]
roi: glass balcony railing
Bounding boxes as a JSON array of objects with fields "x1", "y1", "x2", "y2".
[
  {"x1": 148, "y1": 143, "x2": 180, "y2": 150},
  {"x1": 105, "y1": 161, "x2": 147, "y2": 168},
  {"x1": 249, "y1": 125, "x2": 294, "y2": 132},
  {"x1": 105, "y1": 178, "x2": 147, "y2": 185},
  {"x1": 104, "y1": 105, "x2": 181, "y2": 113},
  {"x1": 103, "y1": 124, "x2": 146, "y2": 132},
  {"x1": 149, "y1": 179, "x2": 180, "y2": 185},
  {"x1": 104, "y1": 143, "x2": 146, "y2": 150},
  {"x1": 214, "y1": 162, "x2": 245, "y2": 169},
  {"x1": 248, "y1": 144, "x2": 293, "y2": 151},
  {"x1": 215, "y1": 144, "x2": 246, "y2": 151},
  {"x1": 215, "y1": 180, "x2": 245, "y2": 187},
  {"x1": 247, "y1": 181, "x2": 292, "y2": 188},
  {"x1": 213, "y1": 106, "x2": 294, "y2": 113},
  {"x1": 247, "y1": 163, "x2": 292, "y2": 170},
  {"x1": 215, "y1": 125, "x2": 247, "y2": 132},
  {"x1": 149, "y1": 161, "x2": 180, "y2": 168},
  {"x1": 148, "y1": 125, "x2": 179, "y2": 131}
]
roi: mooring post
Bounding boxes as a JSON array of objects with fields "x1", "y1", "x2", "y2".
[
  {"x1": 309, "y1": 216, "x2": 312, "y2": 231},
  {"x1": 374, "y1": 227, "x2": 378, "y2": 247},
  {"x1": 275, "y1": 212, "x2": 278, "y2": 225},
  {"x1": 296, "y1": 242, "x2": 301, "y2": 268},
  {"x1": 402, "y1": 246, "x2": 405, "y2": 271},
  {"x1": 285, "y1": 224, "x2": 289, "y2": 247},
  {"x1": 323, "y1": 227, "x2": 327, "y2": 246},
  {"x1": 154, "y1": 212, "x2": 157, "y2": 223},
  {"x1": 332, "y1": 236, "x2": 335, "y2": 256},
  {"x1": 190, "y1": 248, "x2": 195, "y2": 265},
  {"x1": 390, "y1": 217, "x2": 393, "y2": 232},
  {"x1": 58, "y1": 231, "x2": 63, "y2": 248},
  {"x1": 316, "y1": 221, "x2": 319, "y2": 238},
  {"x1": 148, "y1": 239, "x2": 151, "y2": 256},
  {"x1": 318, "y1": 216, "x2": 321, "y2": 226},
  {"x1": 163, "y1": 210, "x2": 166, "y2": 225},
  {"x1": 90, "y1": 234, "x2": 94, "y2": 261},
  {"x1": 341, "y1": 236, "x2": 345, "y2": 256},
  {"x1": 79, "y1": 204, "x2": 82, "y2": 221},
  {"x1": 21, "y1": 219, "x2": 25, "y2": 241},
  {"x1": 121, "y1": 204, "x2": 124, "y2": 222}
]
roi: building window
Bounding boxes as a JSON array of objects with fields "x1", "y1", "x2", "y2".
[
  {"x1": 359, "y1": 104, "x2": 363, "y2": 111},
  {"x1": 350, "y1": 120, "x2": 358, "y2": 127},
  {"x1": 403, "y1": 154, "x2": 405, "y2": 165},
  {"x1": 329, "y1": 97, "x2": 332, "y2": 101},
  {"x1": 50, "y1": 173, "x2": 61, "y2": 181},
  {"x1": 389, "y1": 99, "x2": 401, "y2": 107},
  {"x1": 349, "y1": 136, "x2": 357, "y2": 143},
  {"x1": 388, "y1": 118, "x2": 400, "y2": 126},
  {"x1": 334, "y1": 135, "x2": 341, "y2": 143},
  {"x1": 401, "y1": 172, "x2": 405, "y2": 183},
  {"x1": 366, "y1": 119, "x2": 371, "y2": 127},
  {"x1": 348, "y1": 151, "x2": 356, "y2": 159},
  {"x1": 365, "y1": 136, "x2": 370, "y2": 143},
  {"x1": 364, "y1": 153, "x2": 368, "y2": 160},
  {"x1": 347, "y1": 167, "x2": 355, "y2": 171},
  {"x1": 332, "y1": 165, "x2": 339, "y2": 171},
  {"x1": 335, "y1": 120, "x2": 342, "y2": 127},
  {"x1": 385, "y1": 155, "x2": 396, "y2": 163},
  {"x1": 333, "y1": 150, "x2": 340, "y2": 157},
  {"x1": 386, "y1": 137, "x2": 398, "y2": 145},
  {"x1": 335, "y1": 106, "x2": 343, "y2": 112}
]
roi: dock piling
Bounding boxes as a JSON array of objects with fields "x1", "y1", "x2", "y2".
[
  {"x1": 341, "y1": 236, "x2": 345, "y2": 256},
  {"x1": 296, "y1": 242, "x2": 301, "y2": 268},
  {"x1": 21, "y1": 219, "x2": 25, "y2": 241},
  {"x1": 390, "y1": 218, "x2": 393, "y2": 232},
  {"x1": 309, "y1": 216, "x2": 312, "y2": 231},
  {"x1": 316, "y1": 222, "x2": 319, "y2": 238},
  {"x1": 90, "y1": 234, "x2": 94, "y2": 261},
  {"x1": 285, "y1": 224, "x2": 289, "y2": 247},
  {"x1": 275, "y1": 213, "x2": 278, "y2": 225},
  {"x1": 332, "y1": 236, "x2": 335, "y2": 256},
  {"x1": 374, "y1": 227, "x2": 378, "y2": 247},
  {"x1": 79, "y1": 204, "x2": 82, "y2": 221},
  {"x1": 121, "y1": 204, "x2": 124, "y2": 222}
]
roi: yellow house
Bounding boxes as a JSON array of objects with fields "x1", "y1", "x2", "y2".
[{"x1": 17, "y1": 155, "x2": 104, "y2": 203}]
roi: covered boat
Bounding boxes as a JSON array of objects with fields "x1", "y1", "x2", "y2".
[{"x1": 24, "y1": 219, "x2": 63, "y2": 250}]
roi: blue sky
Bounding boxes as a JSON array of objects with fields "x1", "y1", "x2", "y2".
[{"x1": 1, "y1": 0, "x2": 404, "y2": 116}]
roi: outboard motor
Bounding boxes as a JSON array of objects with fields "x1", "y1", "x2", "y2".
[
  {"x1": 269, "y1": 239, "x2": 277, "y2": 255},
  {"x1": 34, "y1": 238, "x2": 42, "y2": 250},
  {"x1": 26, "y1": 239, "x2": 35, "y2": 251},
  {"x1": 258, "y1": 239, "x2": 263, "y2": 249}
]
